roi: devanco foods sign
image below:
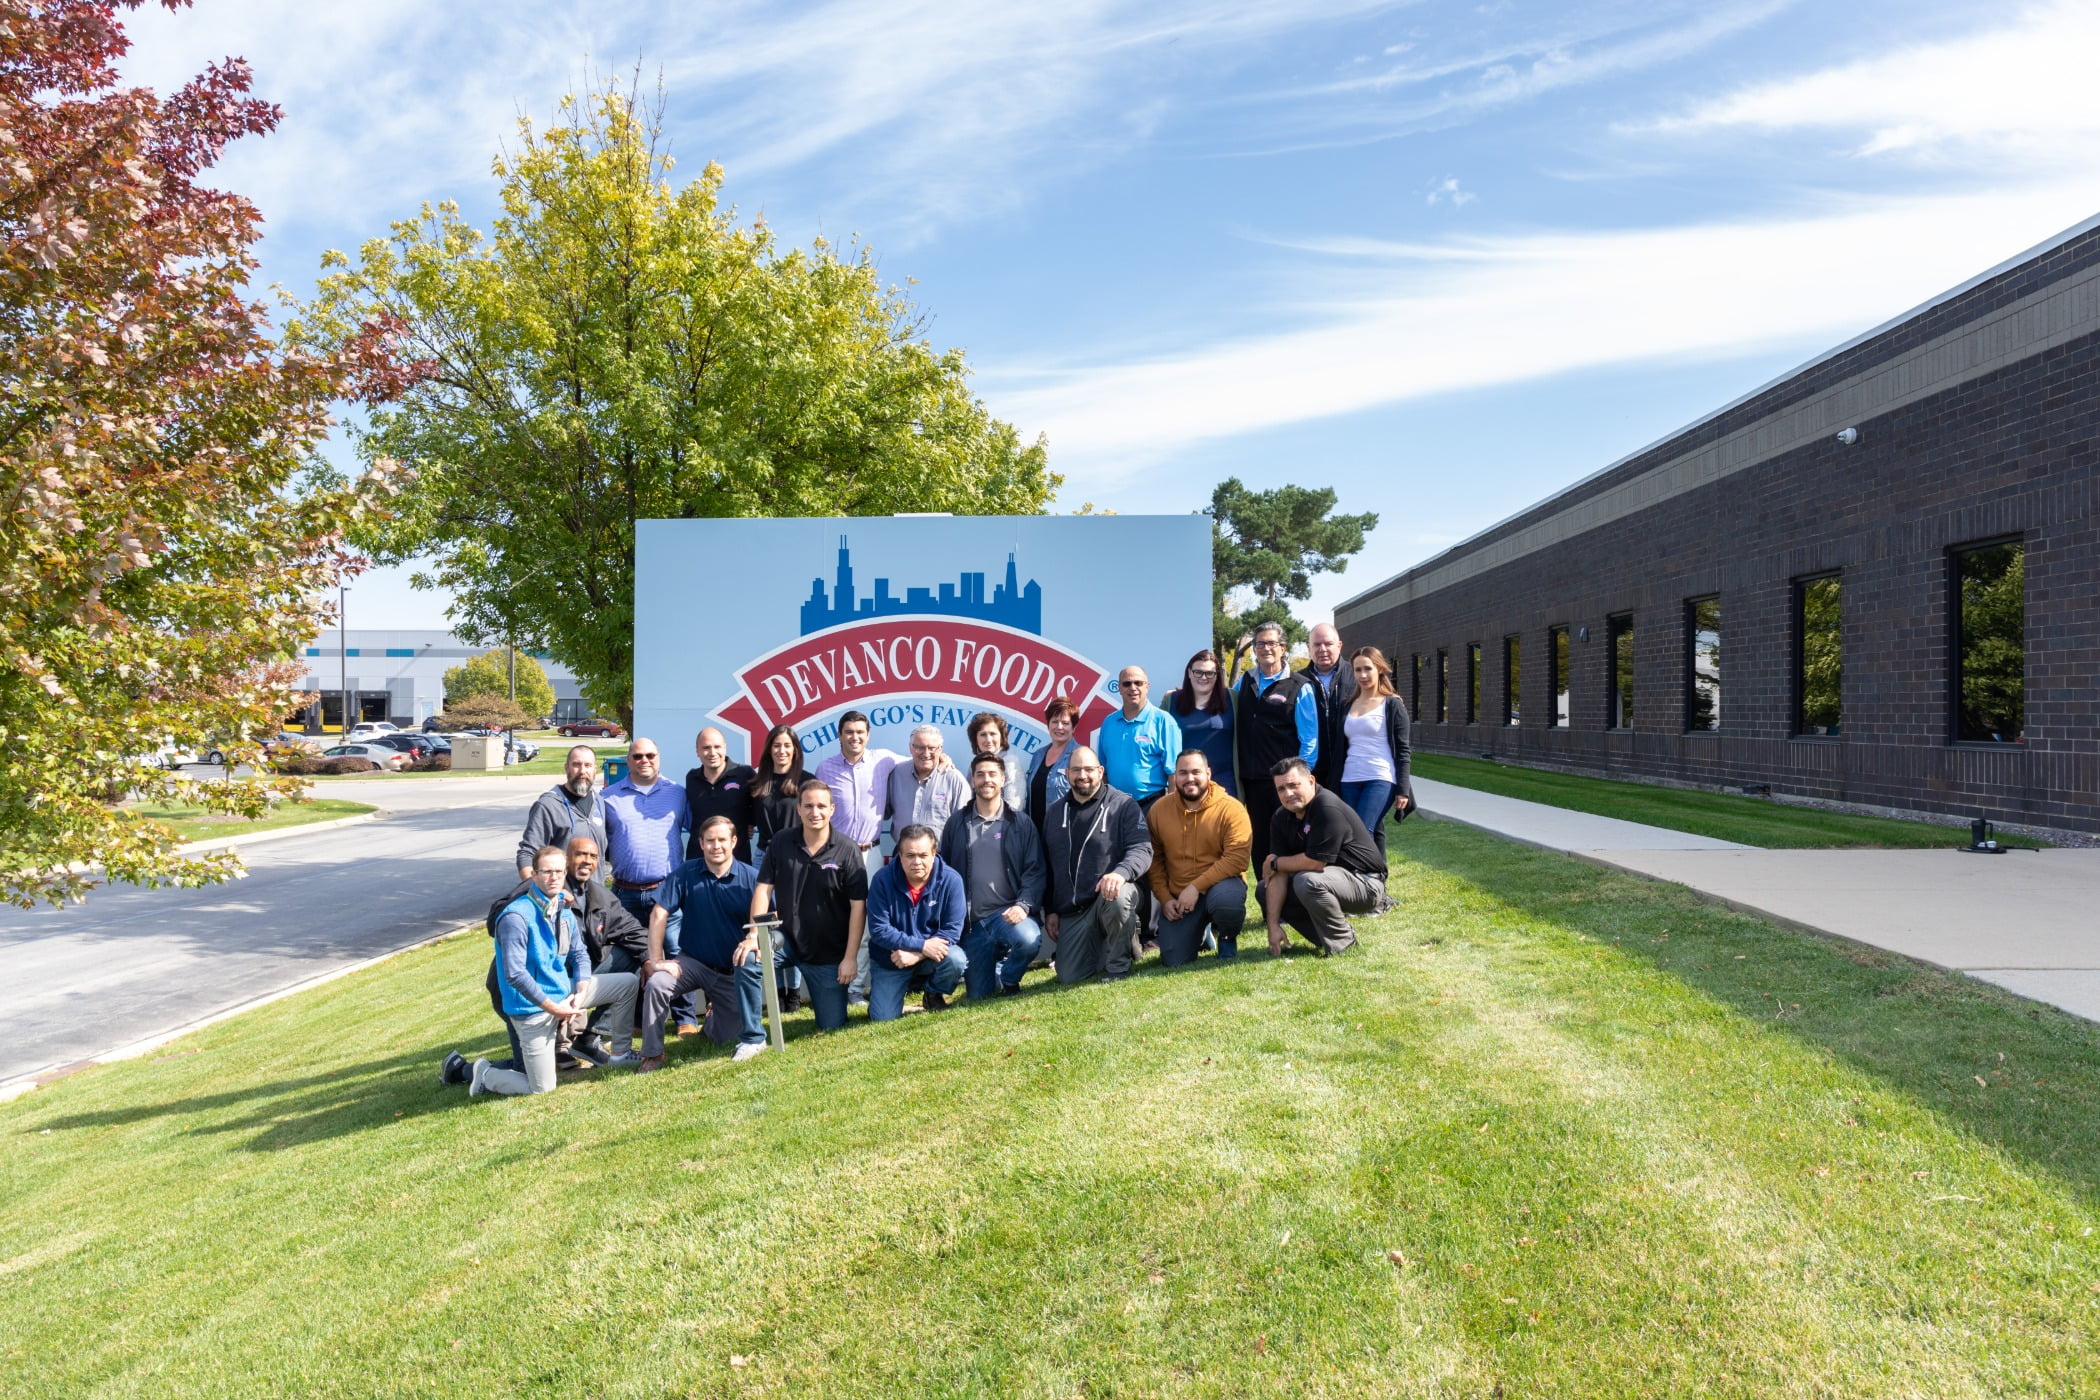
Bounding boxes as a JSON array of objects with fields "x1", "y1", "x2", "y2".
[{"x1": 711, "y1": 617, "x2": 1120, "y2": 754}]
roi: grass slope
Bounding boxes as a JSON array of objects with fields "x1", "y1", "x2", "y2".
[
  {"x1": 131, "y1": 797, "x2": 376, "y2": 844},
  {"x1": 4, "y1": 821, "x2": 2096, "y2": 1396},
  {"x1": 1413, "y1": 754, "x2": 2047, "y2": 849}
]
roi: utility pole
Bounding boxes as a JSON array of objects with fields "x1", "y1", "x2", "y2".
[{"x1": 339, "y1": 584, "x2": 349, "y2": 735}]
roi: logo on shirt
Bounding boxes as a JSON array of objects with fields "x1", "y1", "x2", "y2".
[{"x1": 819, "y1": 862, "x2": 840, "y2": 871}]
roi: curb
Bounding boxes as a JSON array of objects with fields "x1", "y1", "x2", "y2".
[
  {"x1": 0, "y1": 919, "x2": 479, "y2": 1104},
  {"x1": 175, "y1": 810, "x2": 381, "y2": 858}
]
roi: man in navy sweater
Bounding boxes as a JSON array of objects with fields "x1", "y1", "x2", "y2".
[{"x1": 864, "y1": 824, "x2": 969, "y2": 1021}]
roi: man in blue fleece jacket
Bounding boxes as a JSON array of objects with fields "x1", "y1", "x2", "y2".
[
  {"x1": 864, "y1": 824, "x2": 969, "y2": 1021},
  {"x1": 469, "y1": 844, "x2": 640, "y2": 1096}
]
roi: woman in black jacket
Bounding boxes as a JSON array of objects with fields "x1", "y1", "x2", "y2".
[{"x1": 1336, "y1": 646, "x2": 1414, "y2": 859}]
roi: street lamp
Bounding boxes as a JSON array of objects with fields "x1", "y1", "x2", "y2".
[{"x1": 338, "y1": 583, "x2": 350, "y2": 736}]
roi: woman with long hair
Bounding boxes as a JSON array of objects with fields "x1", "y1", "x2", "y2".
[
  {"x1": 966, "y1": 711, "x2": 1028, "y2": 811},
  {"x1": 1025, "y1": 695, "x2": 1082, "y2": 829},
  {"x1": 750, "y1": 724, "x2": 813, "y2": 864},
  {"x1": 1338, "y1": 645, "x2": 1413, "y2": 859},
  {"x1": 1163, "y1": 649, "x2": 1235, "y2": 796}
]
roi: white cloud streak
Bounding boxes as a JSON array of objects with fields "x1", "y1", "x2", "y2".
[
  {"x1": 1645, "y1": 0, "x2": 2100, "y2": 168},
  {"x1": 987, "y1": 178, "x2": 2100, "y2": 479}
]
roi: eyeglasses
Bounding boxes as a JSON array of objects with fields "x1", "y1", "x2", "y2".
[
  {"x1": 1189, "y1": 669, "x2": 1218, "y2": 679},
  {"x1": 1119, "y1": 680, "x2": 1146, "y2": 689}
]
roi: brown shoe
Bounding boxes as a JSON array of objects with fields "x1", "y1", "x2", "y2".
[
  {"x1": 922, "y1": 992, "x2": 950, "y2": 1012},
  {"x1": 635, "y1": 1055, "x2": 665, "y2": 1074},
  {"x1": 675, "y1": 1023, "x2": 701, "y2": 1038}
]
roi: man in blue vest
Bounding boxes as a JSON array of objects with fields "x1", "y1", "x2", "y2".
[{"x1": 464, "y1": 843, "x2": 641, "y2": 1096}]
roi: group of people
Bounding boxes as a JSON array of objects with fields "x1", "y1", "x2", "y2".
[{"x1": 441, "y1": 622, "x2": 1414, "y2": 1097}]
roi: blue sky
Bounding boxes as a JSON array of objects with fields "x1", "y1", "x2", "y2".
[{"x1": 122, "y1": 0, "x2": 2100, "y2": 630}]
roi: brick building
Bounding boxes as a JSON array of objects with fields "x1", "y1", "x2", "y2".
[{"x1": 1336, "y1": 214, "x2": 2100, "y2": 836}]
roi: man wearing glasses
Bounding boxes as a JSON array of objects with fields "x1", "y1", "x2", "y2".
[
  {"x1": 1234, "y1": 621, "x2": 1319, "y2": 877},
  {"x1": 601, "y1": 738, "x2": 698, "y2": 1036},
  {"x1": 1095, "y1": 666, "x2": 1181, "y2": 810}
]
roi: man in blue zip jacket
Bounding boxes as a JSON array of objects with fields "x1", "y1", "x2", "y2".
[
  {"x1": 467, "y1": 843, "x2": 641, "y2": 1096},
  {"x1": 864, "y1": 824, "x2": 969, "y2": 1021}
]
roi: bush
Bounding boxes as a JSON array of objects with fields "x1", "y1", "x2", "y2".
[
  {"x1": 315, "y1": 757, "x2": 376, "y2": 775},
  {"x1": 409, "y1": 753, "x2": 451, "y2": 773},
  {"x1": 272, "y1": 753, "x2": 316, "y2": 776}
]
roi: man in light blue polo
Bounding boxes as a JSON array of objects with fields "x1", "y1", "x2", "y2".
[
  {"x1": 601, "y1": 737, "x2": 695, "y2": 1035},
  {"x1": 1096, "y1": 666, "x2": 1181, "y2": 808}
]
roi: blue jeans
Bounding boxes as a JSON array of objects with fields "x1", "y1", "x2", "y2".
[
  {"x1": 1337, "y1": 779, "x2": 1395, "y2": 857},
  {"x1": 640, "y1": 954, "x2": 766, "y2": 1057},
  {"x1": 959, "y1": 911, "x2": 1043, "y2": 999},
  {"x1": 789, "y1": 956, "x2": 853, "y2": 1031},
  {"x1": 614, "y1": 885, "x2": 697, "y2": 1028},
  {"x1": 867, "y1": 947, "x2": 969, "y2": 1021},
  {"x1": 1155, "y1": 877, "x2": 1247, "y2": 966}
]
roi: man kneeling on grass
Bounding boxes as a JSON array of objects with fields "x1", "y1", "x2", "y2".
[
  {"x1": 1259, "y1": 757, "x2": 1388, "y2": 957},
  {"x1": 638, "y1": 815, "x2": 769, "y2": 1069},
  {"x1": 464, "y1": 844, "x2": 641, "y2": 1096},
  {"x1": 865, "y1": 824, "x2": 969, "y2": 1019}
]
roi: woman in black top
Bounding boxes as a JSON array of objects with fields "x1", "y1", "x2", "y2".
[{"x1": 750, "y1": 724, "x2": 814, "y2": 866}]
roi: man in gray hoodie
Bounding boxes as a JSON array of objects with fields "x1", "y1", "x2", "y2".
[
  {"x1": 515, "y1": 745, "x2": 608, "y2": 880},
  {"x1": 1042, "y1": 746, "x2": 1152, "y2": 984}
]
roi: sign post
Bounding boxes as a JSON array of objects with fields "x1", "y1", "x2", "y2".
[{"x1": 746, "y1": 915, "x2": 786, "y2": 1050}]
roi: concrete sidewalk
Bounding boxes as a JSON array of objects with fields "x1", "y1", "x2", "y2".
[{"x1": 1410, "y1": 776, "x2": 2100, "y2": 1023}]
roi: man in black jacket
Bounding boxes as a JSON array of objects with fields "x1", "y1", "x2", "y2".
[
  {"x1": 1260, "y1": 758, "x2": 1387, "y2": 957},
  {"x1": 1298, "y1": 622, "x2": 1356, "y2": 789},
  {"x1": 1235, "y1": 622, "x2": 1319, "y2": 877},
  {"x1": 940, "y1": 753, "x2": 1047, "y2": 998},
  {"x1": 1043, "y1": 747, "x2": 1153, "y2": 983}
]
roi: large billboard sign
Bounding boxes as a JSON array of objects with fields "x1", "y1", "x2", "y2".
[{"x1": 633, "y1": 515, "x2": 1212, "y2": 767}]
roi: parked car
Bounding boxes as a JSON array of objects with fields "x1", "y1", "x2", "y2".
[
  {"x1": 346, "y1": 722, "x2": 400, "y2": 740},
  {"x1": 269, "y1": 731, "x2": 324, "y2": 755},
  {"x1": 420, "y1": 715, "x2": 447, "y2": 733},
  {"x1": 150, "y1": 740, "x2": 199, "y2": 770},
  {"x1": 370, "y1": 734, "x2": 441, "y2": 760},
  {"x1": 557, "y1": 719, "x2": 624, "y2": 738},
  {"x1": 320, "y1": 743, "x2": 407, "y2": 772},
  {"x1": 509, "y1": 737, "x2": 541, "y2": 763}
]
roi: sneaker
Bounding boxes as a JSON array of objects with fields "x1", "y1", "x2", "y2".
[
  {"x1": 635, "y1": 1055, "x2": 665, "y2": 1074},
  {"x1": 555, "y1": 1053, "x2": 586, "y2": 1072},
  {"x1": 732, "y1": 1042, "x2": 768, "y2": 1063},
  {"x1": 567, "y1": 1037, "x2": 612, "y2": 1068},
  {"x1": 467, "y1": 1057, "x2": 490, "y2": 1097},
  {"x1": 998, "y1": 983, "x2": 1022, "y2": 998},
  {"x1": 1217, "y1": 936, "x2": 1239, "y2": 959},
  {"x1": 922, "y1": 992, "x2": 951, "y2": 1012},
  {"x1": 602, "y1": 1051, "x2": 641, "y2": 1068},
  {"x1": 439, "y1": 1050, "x2": 468, "y2": 1087},
  {"x1": 1200, "y1": 929, "x2": 1218, "y2": 954}
]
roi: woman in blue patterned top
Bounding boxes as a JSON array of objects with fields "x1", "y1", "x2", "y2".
[{"x1": 1165, "y1": 649, "x2": 1235, "y2": 797}]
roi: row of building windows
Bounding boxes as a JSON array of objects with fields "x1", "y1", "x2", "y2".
[{"x1": 1407, "y1": 538, "x2": 2026, "y2": 744}]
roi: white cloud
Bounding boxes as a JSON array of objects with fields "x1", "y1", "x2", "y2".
[
  {"x1": 1426, "y1": 176, "x2": 1475, "y2": 206},
  {"x1": 986, "y1": 178, "x2": 2100, "y2": 480},
  {"x1": 1646, "y1": 1, "x2": 2100, "y2": 169}
]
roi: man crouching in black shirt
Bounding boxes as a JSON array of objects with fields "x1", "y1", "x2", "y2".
[{"x1": 1259, "y1": 757, "x2": 1388, "y2": 957}]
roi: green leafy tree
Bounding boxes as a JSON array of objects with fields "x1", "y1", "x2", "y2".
[
  {"x1": 0, "y1": 0, "x2": 417, "y2": 906},
  {"x1": 1957, "y1": 543, "x2": 2024, "y2": 742},
  {"x1": 443, "y1": 646, "x2": 553, "y2": 719},
  {"x1": 439, "y1": 693, "x2": 538, "y2": 733},
  {"x1": 1206, "y1": 478, "x2": 1377, "y2": 668},
  {"x1": 299, "y1": 82, "x2": 1057, "y2": 729}
]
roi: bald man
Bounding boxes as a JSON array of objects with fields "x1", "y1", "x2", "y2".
[
  {"x1": 1298, "y1": 622, "x2": 1357, "y2": 789},
  {"x1": 1042, "y1": 745, "x2": 1153, "y2": 983},
  {"x1": 684, "y1": 726, "x2": 758, "y2": 864},
  {"x1": 1095, "y1": 664, "x2": 1181, "y2": 809}
]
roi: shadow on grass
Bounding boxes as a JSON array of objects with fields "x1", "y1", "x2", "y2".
[
  {"x1": 30, "y1": 1048, "x2": 498, "y2": 1152},
  {"x1": 1395, "y1": 820, "x2": 2100, "y2": 1203}
]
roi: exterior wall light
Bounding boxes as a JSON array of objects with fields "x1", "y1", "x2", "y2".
[{"x1": 1835, "y1": 427, "x2": 1860, "y2": 445}]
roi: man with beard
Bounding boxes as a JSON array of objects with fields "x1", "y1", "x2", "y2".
[
  {"x1": 515, "y1": 745, "x2": 608, "y2": 881},
  {"x1": 1146, "y1": 750, "x2": 1252, "y2": 966},
  {"x1": 1043, "y1": 746, "x2": 1152, "y2": 984}
]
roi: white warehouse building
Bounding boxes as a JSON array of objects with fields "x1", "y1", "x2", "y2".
[{"x1": 294, "y1": 630, "x2": 588, "y2": 730}]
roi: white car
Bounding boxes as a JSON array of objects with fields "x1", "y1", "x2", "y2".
[
  {"x1": 320, "y1": 742, "x2": 407, "y2": 772},
  {"x1": 346, "y1": 722, "x2": 400, "y2": 740}
]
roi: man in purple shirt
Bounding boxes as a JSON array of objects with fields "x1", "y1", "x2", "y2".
[{"x1": 600, "y1": 737, "x2": 696, "y2": 1034}]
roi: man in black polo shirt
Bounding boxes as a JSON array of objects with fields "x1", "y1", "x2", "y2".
[
  {"x1": 752, "y1": 782, "x2": 867, "y2": 1032},
  {"x1": 684, "y1": 726, "x2": 758, "y2": 863},
  {"x1": 1259, "y1": 756, "x2": 1386, "y2": 957}
]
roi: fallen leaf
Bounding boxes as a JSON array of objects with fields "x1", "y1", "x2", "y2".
[
  {"x1": 1280, "y1": 1229, "x2": 1292, "y2": 1247},
  {"x1": 1911, "y1": 1170, "x2": 1930, "y2": 1180},
  {"x1": 1502, "y1": 1296, "x2": 1519, "y2": 1305},
  {"x1": 1974, "y1": 1076, "x2": 1989, "y2": 1088},
  {"x1": 1517, "y1": 1237, "x2": 1536, "y2": 1247},
  {"x1": 1255, "y1": 1335, "x2": 1267, "y2": 1356},
  {"x1": 730, "y1": 1354, "x2": 749, "y2": 1368},
  {"x1": 1387, "y1": 1249, "x2": 1408, "y2": 1267},
  {"x1": 1148, "y1": 1272, "x2": 1164, "y2": 1284}
]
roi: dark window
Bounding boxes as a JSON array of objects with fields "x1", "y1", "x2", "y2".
[
  {"x1": 1503, "y1": 634, "x2": 1521, "y2": 726},
  {"x1": 1953, "y1": 539, "x2": 2024, "y2": 743},
  {"x1": 1607, "y1": 614, "x2": 1634, "y2": 729},
  {"x1": 1410, "y1": 654, "x2": 1422, "y2": 721},
  {"x1": 1466, "y1": 643, "x2": 1481, "y2": 724},
  {"x1": 1548, "y1": 626, "x2": 1570, "y2": 729},
  {"x1": 1686, "y1": 596, "x2": 1721, "y2": 732},
  {"x1": 1795, "y1": 574, "x2": 1842, "y2": 736},
  {"x1": 1435, "y1": 649, "x2": 1449, "y2": 724}
]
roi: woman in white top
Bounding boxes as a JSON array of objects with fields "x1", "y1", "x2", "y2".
[{"x1": 1338, "y1": 645, "x2": 1414, "y2": 858}]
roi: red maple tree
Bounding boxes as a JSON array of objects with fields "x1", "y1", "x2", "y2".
[{"x1": 1, "y1": 0, "x2": 427, "y2": 904}]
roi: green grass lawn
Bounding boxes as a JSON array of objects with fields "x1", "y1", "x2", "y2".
[
  {"x1": 130, "y1": 797, "x2": 376, "y2": 844},
  {"x1": 1413, "y1": 753, "x2": 2048, "y2": 849},
  {"x1": 5, "y1": 819, "x2": 2096, "y2": 1396}
]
